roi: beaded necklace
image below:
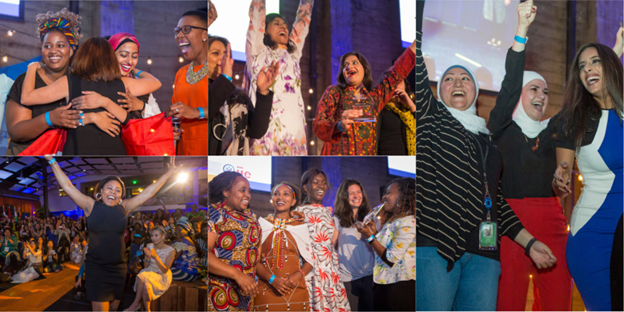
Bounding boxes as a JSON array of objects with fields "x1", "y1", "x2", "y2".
[
  {"x1": 186, "y1": 60, "x2": 209, "y2": 85},
  {"x1": 265, "y1": 214, "x2": 296, "y2": 270}
]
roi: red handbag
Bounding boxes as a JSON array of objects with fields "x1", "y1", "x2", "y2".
[
  {"x1": 19, "y1": 129, "x2": 67, "y2": 156},
  {"x1": 121, "y1": 112, "x2": 175, "y2": 156}
]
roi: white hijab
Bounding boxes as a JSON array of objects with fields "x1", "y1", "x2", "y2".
[
  {"x1": 437, "y1": 65, "x2": 490, "y2": 135},
  {"x1": 512, "y1": 71, "x2": 549, "y2": 138}
]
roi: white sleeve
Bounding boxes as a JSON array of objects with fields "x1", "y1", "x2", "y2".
[{"x1": 141, "y1": 94, "x2": 161, "y2": 118}]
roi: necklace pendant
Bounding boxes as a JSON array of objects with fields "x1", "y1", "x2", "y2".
[{"x1": 287, "y1": 303, "x2": 290, "y2": 311}]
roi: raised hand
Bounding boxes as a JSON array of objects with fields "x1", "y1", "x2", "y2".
[
  {"x1": 613, "y1": 24, "x2": 623, "y2": 58},
  {"x1": 528, "y1": 240, "x2": 557, "y2": 269},
  {"x1": 552, "y1": 161, "x2": 571, "y2": 196},
  {"x1": 257, "y1": 61, "x2": 281, "y2": 95},
  {"x1": 220, "y1": 43, "x2": 234, "y2": 79},
  {"x1": 208, "y1": 0, "x2": 218, "y2": 28},
  {"x1": 517, "y1": 0, "x2": 537, "y2": 31}
]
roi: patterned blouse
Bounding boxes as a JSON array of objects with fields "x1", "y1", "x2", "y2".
[
  {"x1": 207, "y1": 202, "x2": 261, "y2": 311},
  {"x1": 373, "y1": 216, "x2": 416, "y2": 285},
  {"x1": 313, "y1": 48, "x2": 415, "y2": 155},
  {"x1": 246, "y1": 0, "x2": 314, "y2": 155}
]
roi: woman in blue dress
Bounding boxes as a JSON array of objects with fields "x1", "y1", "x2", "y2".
[{"x1": 554, "y1": 39, "x2": 623, "y2": 311}]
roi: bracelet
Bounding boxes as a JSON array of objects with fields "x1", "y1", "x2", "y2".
[
  {"x1": 198, "y1": 107, "x2": 205, "y2": 119},
  {"x1": 268, "y1": 274, "x2": 276, "y2": 284},
  {"x1": 337, "y1": 121, "x2": 346, "y2": 132},
  {"x1": 48, "y1": 158, "x2": 57, "y2": 165},
  {"x1": 79, "y1": 113, "x2": 84, "y2": 126},
  {"x1": 135, "y1": 70, "x2": 144, "y2": 78},
  {"x1": 297, "y1": 269, "x2": 305, "y2": 277},
  {"x1": 366, "y1": 234, "x2": 375, "y2": 244},
  {"x1": 524, "y1": 238, "x2": 537, "y2": 256},
  {"x1": 45, "y1": 111, "x2": 53, "y2": 127},
  {"x1": 514, "y1": 35, "x2": 528, "y2": 44},
  {"x1": 222, "y1": 73, "x2": 232, "y2": 82}
]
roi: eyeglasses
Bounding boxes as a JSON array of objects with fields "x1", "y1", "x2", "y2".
[{"x1": 173, "y1": 25, "x2": 208, "y2": 37}]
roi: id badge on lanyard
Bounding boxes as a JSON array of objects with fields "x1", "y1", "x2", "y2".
[{"x1": 472, "y1": 134, "x2": 497, "y2": 251}]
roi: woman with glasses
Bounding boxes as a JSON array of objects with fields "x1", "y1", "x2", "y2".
[{"x1": 167, "y1": 9, "x2": 209, "y2": 155}]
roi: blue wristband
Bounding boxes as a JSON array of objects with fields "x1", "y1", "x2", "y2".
[
  {"x1": 514, "y1": 35, "x2": 528, "y2": 44},
  {"x1": 269, "y1": 274, "x2": 276, "y2": 284},
  {"x1": 198, "y1": 107, "x2": 205, "y2": 119},
  {"x1": 45, "y1": 111, "x2": 53, "y2": 127},
  {"x1": 135, "y1": 70, "x2": 144, "y2": 78},
  {"x1": 337, "y1": 121, "x2": 345, "y2": 132},
  {"x1": 79, "y1": 113, "x2": 84, "y2": 126},
  {"x1": 366, "y1": 234, "x2": 375, "y2": 243},
  {"x1": 48, "y1": 158, "x2": 57, "y2": 165},
  {"x1": 222, "y1": 73, "x2": 232, "y2": 82}
]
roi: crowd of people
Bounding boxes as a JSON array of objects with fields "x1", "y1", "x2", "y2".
[
  {"x1": 4, "y1": 6, "x2": 208, "y2": 156},
  {"x1": 416, "y1": 0, "x2": 623, "y2": 311},
  {"x1": 207, "y1": 0, "x2": 416, "y2": 156},
  {"x1": 207, "y1": 169, "x2": 416, "y2": 311},
  {"x1": 0, "y1": 159, "x2": 207, "y2": 312}
]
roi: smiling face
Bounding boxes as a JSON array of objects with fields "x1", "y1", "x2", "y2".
[
  {"x1": 347, "y1": 184, "x2": 363, "y2": 209},
  {"x1": 383, "y1": 182, "x2": 401, "y2": 213},
  {"x1": 115, "y1": 41, "x2": 138, "y2": 77},
  {"x1": 208, "y1": 40, "x2": 225, "y2": 80},
  {"x1": 439, "y1": 67, "x2": 476, "y2": 111},
  {"x1": 223, "y1": 176, "x2": 251, "y2": 212},
  {"x1": 101, "y1": 180, "x2": 122, "y2": 206},
  {"x1": 47, "y1": 240, "x2": 53, "y2": 249},
  {"x1": 342, "y1": 55, "x2": 365, "y2": 87},
  {"x1": 272, "y1": 185, "x2": 297, "y2": 213},
  {"x1": 41, "y1": 31, "x2": 73, "y2": 73},
  {"x1": 578, "y1": 47, "x2": 604, "y2": 99},
  {"x1": 521, "y1": 79, "x2": 549, "y2": 121},
  {"x1": 175, "y1": 15, "x2": 208, "y2": 62},
  {"x1": 150, "y1": 229, "x2": 164, "y2": 245},
  {"x1": 304, "y1": 173, "x2": 328, "y2": 204},
  {"x1": 266, "y1": 16, "x2": 289, "y2": 48}
]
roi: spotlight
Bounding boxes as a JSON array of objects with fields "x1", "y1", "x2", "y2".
[
  {"x1": 147, "y1": 57, "x2": 152, "y2": 65},
  {"x1": 309, "y1": 88, "x2": 314, "y2": 94},
  {"x1": 178, "y1": 56, "x2": 184, "y2": 63},
  {"x1": 7, "y1": 29, "x2": 15, "y2": 36},
  {"x1": 234, "y1": 74, "x2": 240, "y2": 80},
  {"x1": 578, "y1": 175, "x2": 583, "y2": 182},
  {"x1": 2, "y1": 55, "x2": 7, "y2": 63},
  {"x1": 176, "y1": 172, "x2": 189, "y2": 183},
  {"x1": 307, "y1": 105, "x2": 312, "y2": 111},
  {"x1": 310, "y1": 140, "x2": 315, "y2": 146}
]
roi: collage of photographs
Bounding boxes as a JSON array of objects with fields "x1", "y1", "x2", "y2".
[{"x1": 0, "y1": 0, "x2": 621, "y2": 312}]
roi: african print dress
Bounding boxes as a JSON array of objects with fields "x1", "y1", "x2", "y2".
[
  {"x1": 246, "y1": 0, "x2": 314, "y2": 155},
  {"x1": 208, "y1": 202, "x2": 261, "y2": 311},
  {"x1": 294, "y1": 204, "x2": 350, "y2": 311}
]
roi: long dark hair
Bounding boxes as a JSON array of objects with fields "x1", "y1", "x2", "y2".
[
  {"x1": 300, "y1": 169, "x2": 329, "y2": 205},
  {"x1": 384, "y1": 177, "x2": 415, "y2": 225},
  {"x1": 561, "y1": 43, "x2": 623, "y2": 147},
  {"x1": 337, "y1": 52, "x2": 373, "y2": 90},
  {"x1": 334, "y1": 179, "x2": 371, "y2": 228},
  {"x1": 263, "y1": 13, "x2": 296, "y2": 54},
  {"x1": 208, "y1": 172, "x2": 245, "y2": 204}
]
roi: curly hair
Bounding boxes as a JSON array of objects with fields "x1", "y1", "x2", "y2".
[
  {"x1": 271, "y1": 181, "x2": 301, "y2": 211},
  {"x1": 36, "y1": 8, "x2": 83, "y2": 47},
  {"x1": 208, "y1": 171, "x2": 245, "y2": 204},
  {"x1": 384, "y1": 177, "x2": 415, "y2": 225},
  {"x1": 334, "y1": 179, "x2": 371, "y2": 228}
]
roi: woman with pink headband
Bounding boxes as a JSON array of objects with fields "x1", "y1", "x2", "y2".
[{"x1": 107, "y1": 32, "x2": 161, "y2": 119}]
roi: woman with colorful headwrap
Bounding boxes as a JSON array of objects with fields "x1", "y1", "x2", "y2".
[
  {"x1": 488, "y1": 3, "x2": 572, "y2": 310},
  {"x1": 19, "y1": 36, "x2": 162, "y2": 155},
  {"x1": 107, "y1": 33, "x2": 161, "y2": 119},
  {"x1": 5, "y1": 9, "x2": 119, "y2": 155},
  {"x1": 167, "y1": 9, "x2": 209, "y2": 155},
  {"x1": 170, "y1": 219, "x2": 200, "y2": 281}
]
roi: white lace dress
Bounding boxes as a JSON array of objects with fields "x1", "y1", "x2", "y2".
[{"x1": 134, "y1": 243, "x2": 175, "y2": 300}]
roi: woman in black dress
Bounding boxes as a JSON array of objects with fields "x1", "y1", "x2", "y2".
[
  {"x1": 20, "y1": 37, "x2": 162, "y2": 155},
  {"x1": 44, "y1": 155, "x2": 179, "y2": 311}
]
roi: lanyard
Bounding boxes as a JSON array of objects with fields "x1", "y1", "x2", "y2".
[{"x1": 470, "y1": 133, "x2": 492, "y2": 222}]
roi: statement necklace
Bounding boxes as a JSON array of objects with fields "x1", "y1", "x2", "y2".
[
  {"x1": 266, "y1": 214, "x2": 296, "y2": 271},
  {"x1": 186, "y1": 60, "x2": 209, "y2": 85}
]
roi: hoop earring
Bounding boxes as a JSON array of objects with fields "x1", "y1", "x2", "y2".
[
  {"x1": 119, "y1": 199, "x2": 123, "y2": 205},
  {"x1": 95, "y1": 193, "x2": 102, "y2": 201}
]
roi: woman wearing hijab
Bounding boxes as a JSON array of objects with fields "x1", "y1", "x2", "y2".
[
  {"x1": 415, "y1": 1, "x2": 557, "y2": 310},
  {"x1": 488, "y1": 2, "x2": 572, "y2": 310}
]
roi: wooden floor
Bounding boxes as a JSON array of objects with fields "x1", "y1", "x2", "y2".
[
  {"x1": 525, "y1": 277, "x2": 586, "y2": 311},
  {"x1": 0, "y1": 263, "x2": 79, "y2": 311}
]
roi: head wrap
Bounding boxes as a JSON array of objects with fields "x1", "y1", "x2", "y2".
[
  {"x1": 436, "y1": 65, "x2": 490, "y2": 135},
  {"x1": 176, "y1": 219, "x2": 193, "y2": 235},
  {"x1": 512, "y1": 71, "x2": 549, "y2": 138},
  {"x1": 39, "y1": 17, "x2": 78, "y2": 49},
  {"x1": 108, "y1": 32, "x2": 140, "y2": 54}
]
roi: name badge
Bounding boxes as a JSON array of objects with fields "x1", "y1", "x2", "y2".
[{"x1": 479, "y1": 221, "x2": 497, "y2": 250}]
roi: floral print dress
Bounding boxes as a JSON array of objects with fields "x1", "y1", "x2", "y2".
[
  {"x1": 294, "y1": 204, "x2": 350, "y2": 312},
  {"x1": 373, "y1": 216, "x2": 416, "y2": 285},
  {"x1": 208, "y1": 202, "x2": 261, "y2": 311},
  {"x1": 246, "y1": 0, "x2": 314, "y2": 155}
]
